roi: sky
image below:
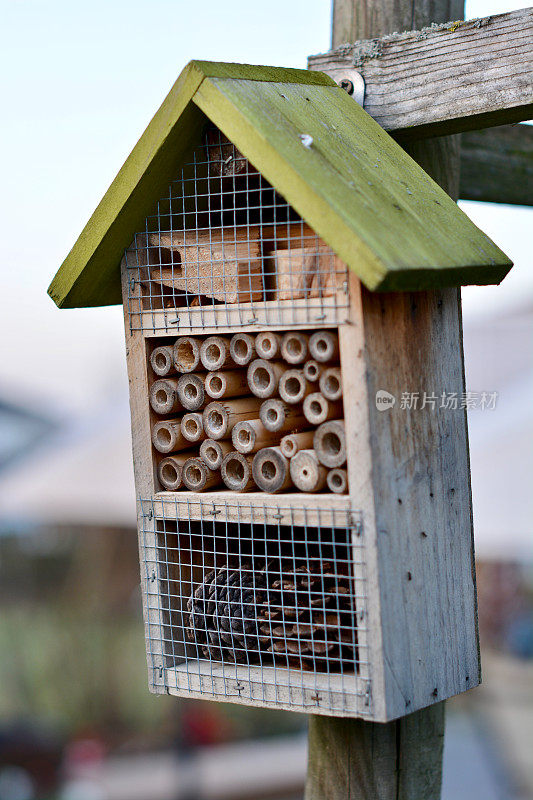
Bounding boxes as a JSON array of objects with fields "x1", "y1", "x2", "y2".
[{"x1": 0, "y1": 0, "x2": 531, "y2": 416}]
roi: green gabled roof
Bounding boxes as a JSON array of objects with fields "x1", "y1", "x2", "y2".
[{"x1": 49, "y1": 60, "x2": 512, "y2": 308}]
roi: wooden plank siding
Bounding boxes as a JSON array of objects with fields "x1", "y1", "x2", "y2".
[{"x1": 308, "y1": 8, "x2": 533, "y2": 140}]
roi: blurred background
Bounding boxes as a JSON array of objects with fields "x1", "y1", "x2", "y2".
[{"x1": 0, "y1": 0, "x2": 531, "y2": 798}]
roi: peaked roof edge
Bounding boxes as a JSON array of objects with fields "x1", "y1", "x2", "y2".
[
  {"x1": 48, "y1": 61, "x2": 336, "y2": 309},
  {"x1": 48, "y1": 60, "x2": 512, "y2": 309}
]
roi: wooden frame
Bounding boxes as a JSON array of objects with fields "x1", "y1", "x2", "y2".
[{"x1": 122, "y1": 248, "x2": 480, "y2": 721}]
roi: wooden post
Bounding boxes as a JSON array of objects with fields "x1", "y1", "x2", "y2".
[{"x1": 306, "y1": 1, "x2": 469, "y2": 798}]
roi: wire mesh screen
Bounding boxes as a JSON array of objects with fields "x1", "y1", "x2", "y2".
[
  {"x1": 140, "y1": 498, "x2": 371, "y2": 716},
  {"x1": 125, "y1": 124, "x2": 350, "y2": 334}
]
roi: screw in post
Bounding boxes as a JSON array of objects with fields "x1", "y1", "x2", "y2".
[{"x1": 339, "y1": 78, "x2": 354, "y2": 95}]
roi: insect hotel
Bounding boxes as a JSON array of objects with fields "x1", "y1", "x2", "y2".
[{"x1": 49, "y1": 62, "x2": 512, "y2": 721}]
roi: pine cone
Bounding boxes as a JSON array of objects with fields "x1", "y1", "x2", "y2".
[{"x1": 187, "y1": 560, "x2": 357, "y2": 672}]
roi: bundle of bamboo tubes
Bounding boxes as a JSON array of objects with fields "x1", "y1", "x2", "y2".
[{"x1": 149, "y1": 329, "x2": 348, "y2": 494}]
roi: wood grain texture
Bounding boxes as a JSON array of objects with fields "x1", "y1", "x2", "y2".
[
  {"x1": 47, "y1": 62, "x2": 335, "y2": 310},
  {"x1": 166, "y1": 660, "x2": 370, "y2": 716},
  {"x1": 310, "y1": 8, "x2": 533, "y2": 139},
  {"x1": 307, "y1": 0, "x2": 474, "y2": 796},
  {"x1": 336, "y1": 126, "x2": 481, "y2": 719},
  {"x1": 306, "y1": 703, "x2": 445, "y2": 800},
  {"x1": 460, "y1": 124, "x2": 533, "y2": 206},
  {"x1": 194, "y1": 76, "x2": 511, "y2": 291},
  {"x1": 120, "y1": 256, "x2": 167, "y2": 694},
  {"x1": 331, "y1": 0, "x2": 463, "y2": 43},
  {"x1": 50, "y1": 52, "x2": 513, "y2": 309}
]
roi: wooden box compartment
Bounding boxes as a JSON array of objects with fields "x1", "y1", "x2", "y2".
[
  {"x1": 122, "y1": 124, "x2": 350, "y2": 336},
  {"x1": 120, "y1": 128, "x2": 480, "y2": 721},
  {"x1": 142, "y1": 507, "x2": 371, "y2": 717},
  {"x1": 141, "y1": 325, "x2": 355, "y2": 523}
]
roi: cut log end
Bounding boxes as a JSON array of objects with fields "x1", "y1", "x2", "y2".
[
  {"x1": 280, "y1": 431, "x2": 316, "y2": 459},
  {"x1": 327, "y1": 468, "x2": 348, "y2": 494},
  {"x1": 204, "y1": 369, "x2": 249, "y2": 400},
  {"x1": 203, "y1": 403, "x2": 227, "y2": 440},
  {"x1": 158, "y1": 453, "x2": 192, "y2": 491},
  {"x1": 152, "y1": 419, "x2": 187, "y2": 454},
  {"x1": 182, "y1": 457, "x2": 221, "y2": 492},
  {"x1": 314, "y1": 420, "x2": 347, "y2": 468},
  {"x1": 221, "y1": 452, "x2": 255, "y2": 492},
  {"x1": 231, "y1": 419, "x2": 278, "y2": 454},
  {"x1": 252, "y1": 447, "x2": 293, "y2": 493},
  {"x1": 177, "y1": 374, "x2": 205, "y2": 411},
  {"x1": 200, "y1": 336, "x2": 234, "y2": 371},
  {"x1": 173, "y1": 337, "x2": 201, "y2": 373},
  {"x1": 319, "y1": 367, "x2": 343, "y2": 402},
  {"x1": 279, "y1": 370, "x2": 312, "y2": 404},
  {"x1": 180, "y1": 413, "x2": 205, "y2": 443},
  {"x1": 199, "y1": 439, "x2": 233, "y2": 470},
  {"x1": 303, "y1": 360, "x2": 323, "y2": 382},
  {"x1": 281, "y1": 332, "x2": 309, "y2": 364},
  {"x1": 259, "y1": 399, "x2": 308, "y2": 433},
  {"x1": 204, "y1": 398, "x2": 263, "y2": 439},
  {"x1": 150, "y1": 345, "x2": 175, "y2": 377},
  {"x1": 149, "y1": 379, "x2": 180, "y2": 415},
  {"x1": 309, "y1": 331, "x2": 339, "y2": 363},
  {"x1": 290, "y1": 449, "x2": 328, "y2": 493},
  {"x1": 303, "y1": 393, "x2": 343, "y2": 425},
  {"x1": 230, "y1": 333, "x2": 256, "y2": 366},
  {"x1": 259, "y1": 399, "x2": 286, "y2": 432},
  {"x1": 247, "y1": 359, "x2": 286, "y2": 399},
  {"x1": 255, "y1": 332, "x2": 282, "y2": 360}
]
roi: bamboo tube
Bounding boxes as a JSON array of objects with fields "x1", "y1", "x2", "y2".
[
  {"x1": 232, "y1": 419, "x2": 279, "y2": 454},
  {"x1": 303, "y1": 393, "x2": 344, "y2": 425},
  {"x1": 221, "y1": 452, "x2": 255, "y2": 492},
  {"x1": 205, "y1": 369, "x2": 249, "y2": 400},
  {"x1": 303, "y1": 360, "x2": 324, "y2": 383},
  {"x1": 327, "y1": 468, "x2": 348, "y2": 494},
  {"x1": 259, "y1": 399, "x2": 309, "y2": 433},
  {"x1": 152, "y1": 419, "x2": 189, "y2": 454},
  {"x1": 203, "y1": 397, "x2": 263, "y2": 440},
  {"x1": 149, "y1": 378, "x2": 181, "y2": 415},
  {"x1": 278, "y1": 370, "x2": 313, "y2": 405},
  {"x1": 180, "y1": 412, "x2": 207, "y2": 444},
  {"x1": 230, "y1": 333, "x2": 256, "y2": 366},
  {"x1": 158, "y1": 453, "x2": 192, "y2": 491},
  {"x1": 290, "y1": 449, "x2": 328, "y2": 493},
  {"x1": 314, "y1": 420, "x2": 347, "y2": 468},
  {"x1": 280, "y1": 332, "x2": 309, "y2": 365},
  {"x1": 309, "y1": 330, "x2": 339, "y2": 363},
  {"x1": 247, "y1": 359, "x2": 288, "y2": 399},
  {"x1": 173, "y1": 336, "x2": 201, "y2": 373},
  {"x1": 255, "y1": 331, "x2": 282, "y2": 360},
  {"x1": 182, "y1": 457, "x2": 222, "y2": 492},
  {"x1": 177, "y1": 373, "x2": 206, "y2": 411},
  {"x1": 150, "y1": 345, "x2": 176, "y2": 377},
  {"x1": 280, "y1": 431, "x2": 315, "y2": 459},
  {"x1": 200, "y1": 336, "x2": 235, "y2": 371},
  {"x1": 319, "y1": 367, "x2": 343, "y2": 402},
  {"x1": 252, "y1": 447, "x2": 293, "y2": 493},
  {"x1": 199, "y1": 439, "x2": 234, "y2": 471}
]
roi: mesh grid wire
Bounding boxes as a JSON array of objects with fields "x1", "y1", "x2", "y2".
[
  {"x1": 139, "y1": 498, "x2": 371, "y2": 715},
  {"x1": 125, "y1": 125, "x2": 350, "y2": 334}
]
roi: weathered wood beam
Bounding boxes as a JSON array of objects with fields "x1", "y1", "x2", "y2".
[
  {"x1": 460, "y1": 124, "x2": 533, "y2": 206},
  {"x1": 306, "y1": 2, "x2": 476, "y2": 798},
  {"x1": 309, "y1": 8, "x2": 533, "y2": 140},
  {"x1": 306, "y1": 704, "x2": 445, "y2": 800}
]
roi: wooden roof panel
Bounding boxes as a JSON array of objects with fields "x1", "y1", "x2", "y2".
[{"x1": 48, "y1": 60, "x2": 511, "y2": 308}]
